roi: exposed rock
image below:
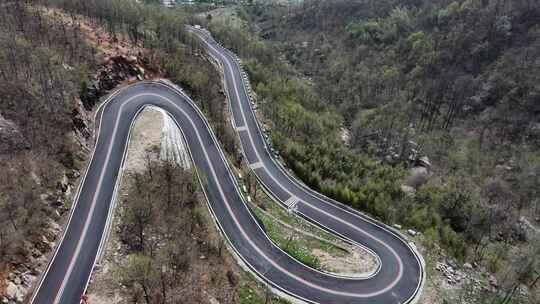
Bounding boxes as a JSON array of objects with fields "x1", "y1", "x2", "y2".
[
  {"x1": 0, "y1": 114, "x2": 30, "y2": 154},
  {"x1": 488, "y1": 274, "x2": 498, "y2": 288},
  {"x1": 518, "y1": 284, "x2": 529, "y2": 297},
  {"x1": 519, "y1": 216, "x2": 540, "y2": 235},
  {"x1": 48, "y1": 220, "x2": 61, "y2": 233},
  {"x1": 495, "y1": 164, "x2": 513, "y2": 172},
  {"x1": 436, "y1": 262, "x2": 467, "y2": 286},
  {"x1": 6, "y1": 281, "x2": 24, "y2": 303},
  {"x1": 67, "y1": 169, "x2": 81, "y2": 179},
  {"x1": 49, "y1": 199, "x2": 64, "y2": 208},
  {"x1": 5, "y1": 282, "x2": 17, "y2": 299},
  {"x1": 62, "y1": 63, "x2": 74, "y2": 71},
  {"x1": 57, "y1": 174, "x2": 70, "y2": 193},
  {"x1": 226, "y1": 270, "x2": 238, "y2": 286},
  {"x1": 22, "y1": 273, "x2": 36, "y2": 287},
  {"x1": 417, "y1": 156, "x2": 431, "y2": 168},
  {"x1": 71, "y1": 108, "x2": 91, "y2": 139},
  {"x1": 159, "y1": 108, "x2": 192, "y2": 169},
  {"x1": 463, "y1": 262, "x2": 473, "y2": 270},
  {"x1": 126, "y1": 55, "x2": 138, "y2": 64},
  {"x1": 80, "y1": 55, "x2": 149, "y2": 110},
  {"x1": 340, "y1": 127, "x2": 351, "y2": 147},
  {"x1": 208, "y1": 296, "x2": 220, "y2": 304},
  {"x1": 400, "y1": 184, "x2": 416, "y2": 195},
  {"x1": 405, "y1": 166, "x2": 429, "y2": 189},
  {"x1": 407, "y1": 229, "x2": 419, "y2": 236},
  {"x1": 512, "y1": 220, "x2": 528, "y2": 241}
]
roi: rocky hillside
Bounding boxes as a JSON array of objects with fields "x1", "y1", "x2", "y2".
[{"x1": 0, "y1": 3, "x2": 160, "y2": 303}]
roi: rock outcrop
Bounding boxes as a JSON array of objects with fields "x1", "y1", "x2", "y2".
[
  {"x1": 80, "y1": 55, "x2": 152, "y2": 111},
  {"x1": 0, "y1": 114, "x2": 30, "y2": 154}
]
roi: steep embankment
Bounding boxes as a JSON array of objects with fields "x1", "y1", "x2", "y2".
[{"x1": 0, "y1": 4, "x2": 160, "y2": 303}]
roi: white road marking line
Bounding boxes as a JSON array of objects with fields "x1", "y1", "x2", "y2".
[
  {"x1": 249, "y1": 162, "x2": 264, "y2": 169},
  {"x1": 183, "y1": 32, "x2": 421, "y2": 301},
  {"x1": 54, "y1": 94, "x2": 141, "y2": 304},
  {"x1": 29, "y1": 87, "x2": 126, "y2": 304},
  {"x1": 199, "y1": 31, "x2": 410, "y2": 294},
  {"x1": 284, "y1": 196, "x2": 299, "y2": 209},
  {"x1": 47, "y1": 29, "x2": 422, "y2": 303},
  {"x1": 153, "y1": 93, "x2": 384, "y2": 297},
  {"x1": 55, "y1": 91, "x2": 390, "y2": 303}
]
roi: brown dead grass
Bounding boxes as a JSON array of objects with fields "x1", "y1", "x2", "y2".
[
  {"x1": 313, "y1": 246, "x2": 377, "y2": 276},
  {"x1": 124, "y1": 108, "x2": 163, "y2": 173}
]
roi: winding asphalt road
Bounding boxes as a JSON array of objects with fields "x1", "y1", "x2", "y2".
[{"x1": 30, "y1": 28, "x2": 424, "y2": 304}]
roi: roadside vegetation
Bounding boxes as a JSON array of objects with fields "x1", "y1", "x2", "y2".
[
  {"x1": 0, "y1": 1, "x2": 286, "y2": 303},
  {"x1": 34, "y1": 2, "x2": 372, "y2": 303},
  {"x1": 237, "y1": 167, "x2": 377, "y2": 275},
  {"x1": 0, "y1": 2, "x2": 98, "y2": 296},
  {"x1": 199, "y1": 1, "x2": 540, "y2": 303},
  {"x1": 112, "y1": 157, "x2": 291, "y2": 304},
  {"x1": 27, "y1": 1, "x2": 294, "y2": 303},
  {"x1": 1, "y1": 0, "x2": 539, "y2": 303}
]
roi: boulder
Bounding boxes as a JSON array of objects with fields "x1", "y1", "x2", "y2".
[
  {"x1": 126, "y1": 55, "x2": 138, "y2": 64},
  {"x1": 407, "y1": 229, "x2": 418, "y2": 236},
  {"x1": 6, "y1": 282, "x2": 24, "y2": 303},
  {"x1": 48, "y1": 220, "x2": 61, "y2": 233},
  {"x1": 489, "y1": 274, "x2": 498, "y2": 288},
  {"x1": 405, "y1": 166, "x2": 429, "y2": 189},
  {"x1": 417, "y1": 156, "x2": 431, "y2": 168},
  {"x1": 226, "y1": 270, "x2": 238, "y2": 286},
  {"x1": 518, "y1": 284, "x2": 529, "y2": 297},
  {"x1": 400, "y1": 185, "x2": 416, "y2": 195},
  {"x1": 49, "y1": 199, "x2": 64, "y2": 208},
  {"x1": 57, "y1": 174, "x2": 69, "y2": 193}
]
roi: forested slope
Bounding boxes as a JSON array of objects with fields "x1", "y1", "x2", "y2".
[
  {"x1": 0, "y1": 1, "x2": 233, "y2": 302},
  {"x1": 247, "y1": 0, "x2": 540, "y2": 253},
  {"x1": 0, "y1": 3, "x2": 97, "y2": 296},
  {"x1": 203, "y1": 1, "x2": 540, "y2": 303},
  {"x1": 1, "y1": 0, "x2": 538, "y2": 303},
  {"x1": 1, "y1": 1, "x2": 282, "y2": 303}
]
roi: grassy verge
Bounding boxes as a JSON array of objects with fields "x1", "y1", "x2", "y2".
[
  {"x1": 238, "y1": 173, "x2": 357, "y2": 272},
  {"x1": 252, "y1": 207, "x2": 322, "y2": 269}
]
